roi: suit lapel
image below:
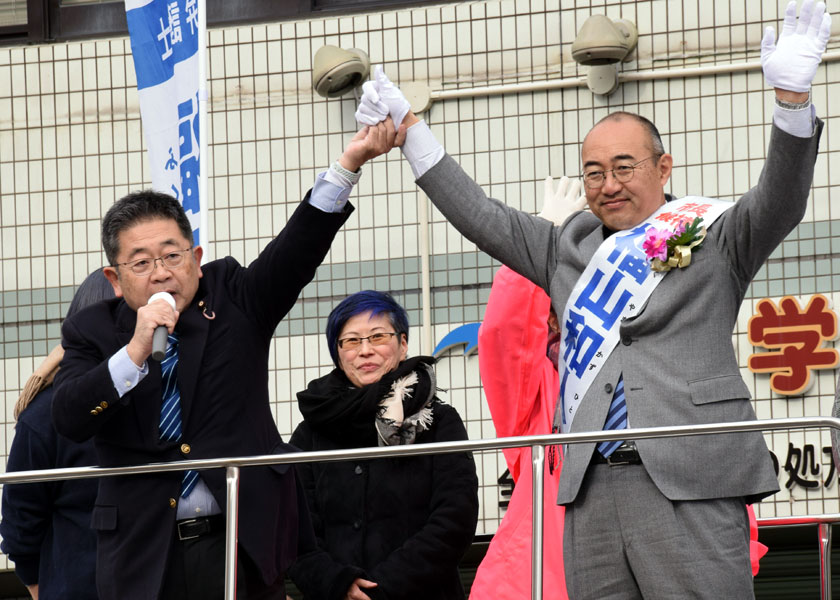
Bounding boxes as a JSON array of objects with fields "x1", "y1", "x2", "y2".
[
  {"x1": 114, "y1": 301, "x2": 137, "y2": 347},
  {"x1": 174, "y1": 296, "x2": 210, "y2": 428}
]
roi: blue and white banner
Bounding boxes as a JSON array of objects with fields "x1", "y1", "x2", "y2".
[
  {"x1": 126, "y1": 0, "x2": 203, "y2": 246},
  {"x1": 558, "y1": 196, "x2": 733, "y2": 432}
]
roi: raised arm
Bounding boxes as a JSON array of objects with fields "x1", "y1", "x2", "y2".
[
  {"x1": 230, "y1": 119, "x2": 406, "y2": 332},
  {"x1": 719, "y1": 0, "x2": 829, "y2": 283},
  {"x1": 355, "y1": 67, "x2": 593, "y2": 291}
]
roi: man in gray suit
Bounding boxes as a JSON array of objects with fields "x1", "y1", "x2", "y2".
[{"x1": 349, "y1": 1, "x2": 831, "y2": 597}]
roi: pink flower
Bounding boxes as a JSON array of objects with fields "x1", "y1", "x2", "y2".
[{"x1": 643, "y1": 227, "x2": 671, "y2": 261}]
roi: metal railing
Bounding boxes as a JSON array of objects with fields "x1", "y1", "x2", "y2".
[
  {"x1": 2, "y1": 416, "x2": 839, "y2": 599},
  {"x1": 756, "y1": 513, "x2": 840, "y2": 600}
]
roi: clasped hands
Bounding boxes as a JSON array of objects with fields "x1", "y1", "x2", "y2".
[
  {"x1": 347, "y1": 0, "x2": 830, "y2": 215},
  {"x1": 338, "y1": 117, "x2": 406, "y2": 173},
  {"x1": 355, "y1": 66, "x2": 411, "y2": 128},
  {"x1": 332, "y1": 65, "x2": 412, "y2": 172},
  {"x1": 354, "y1": 0, "x2": 831, "y2": 122},
  {"x1": 337, "y1": 66, "x2": 414, "y2": 171}
]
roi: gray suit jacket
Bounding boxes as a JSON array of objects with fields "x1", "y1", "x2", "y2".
[{"x1": 417, "y1": 122, "x2": 823, "y2": 505}]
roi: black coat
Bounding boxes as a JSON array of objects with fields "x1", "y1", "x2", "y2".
[
  {"x1": 288, "y1": 386, "x2": 479, "y2": 600},
  {"x1": 52, "y1": 198, "x2": 350, "y2": 600},
  {"x1": 0, "y1": 386, "x2": 98, "y2": 599}
]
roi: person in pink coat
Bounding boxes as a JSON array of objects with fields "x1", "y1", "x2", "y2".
[
  {"x1": 471, "y1": 177, "x2": 767, "y2": 599},
  {"x1": 470, "y1": 176, "x2": 581, "y2": 600},
  {"x1": 472, "y1": 263, "x2": 568, "y2": 600}
]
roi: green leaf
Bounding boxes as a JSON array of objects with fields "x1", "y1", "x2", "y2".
[{"x1": 667, "y1": 217, "x2": 704, "y2": 248}]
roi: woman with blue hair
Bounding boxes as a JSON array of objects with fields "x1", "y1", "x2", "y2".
[{"x1": 288, "y1": 290, "x2": 479, "y2": 600}]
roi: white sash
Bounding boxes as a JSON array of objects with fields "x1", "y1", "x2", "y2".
[{"x1": 557, "y1": 196, "x2": 733, "y2": 432}]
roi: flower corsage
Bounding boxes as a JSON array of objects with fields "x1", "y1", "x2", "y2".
[{"x1": 642, "y1": 217, "x2": 706, "y2": 273}]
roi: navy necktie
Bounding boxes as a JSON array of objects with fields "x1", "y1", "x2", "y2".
[
  {"x1": 159, "y1": 333, "x2": 199, "y2": 497},
  {"x1": 596, "y1": 374, "x2": 627, "y2": 457}
]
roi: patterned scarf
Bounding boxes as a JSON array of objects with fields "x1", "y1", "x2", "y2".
[{"x1": 297, "y1": 355, "x2": 439, "y2": 447}]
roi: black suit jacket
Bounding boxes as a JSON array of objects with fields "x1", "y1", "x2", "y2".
[{"x1": 52, "y1": 197, "x2": 351, "y2": 600}]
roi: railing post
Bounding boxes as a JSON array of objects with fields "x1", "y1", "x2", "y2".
[
  {"x1": 225, "y1": 466, "x2": 240, "y2": 600},
  {"x1": 531, "y1": 444, "x2": 545, "y2": 600},
  {"x1": 819, "y1": 522, "x2": 832, "y2": 600}
]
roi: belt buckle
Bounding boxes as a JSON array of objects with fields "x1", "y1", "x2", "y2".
[
  {"x1": 605, "y1": 453, "x2": 632, "y2": 466},
  {"x1": 177, "y1": 518, "x2": 203, "y2": 541},
  {"x1": 605, "y1": 443, "x2": 639, "y2": 466}
]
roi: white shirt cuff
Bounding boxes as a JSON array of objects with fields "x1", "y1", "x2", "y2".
[
  {"x1": 309, "y1": 171, "x2": 353, "y2": 213},
  {"x1": 402, "y1": 120, "x2": 446, "y2": 179},
  {"x1": 109, "y1": 345, "x2": 148, "y2": 398},
  {"x1": 773, "y1": 101, "x2": 817, "y2": 139}
]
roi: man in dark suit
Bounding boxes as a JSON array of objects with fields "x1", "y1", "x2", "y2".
[
  {"x1": 351, "y1": 2, "x2": 830, "y2": 597},
  {"x1": 51, "y1": 120, "x2": 404, "y2": 600}
]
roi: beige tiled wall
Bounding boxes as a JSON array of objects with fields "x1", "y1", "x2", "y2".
[{"x1": 1, "y1": 1, "x2": 840, "y2": 574}]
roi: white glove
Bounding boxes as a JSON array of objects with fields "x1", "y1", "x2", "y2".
[
  {"x1": 538, "y1": 176, "x2": 586, "y2": 226},
  {"x1": 761, "y1": 0, "x2": 832, "y2": 93},
  {"x1": 354, "y1": 80, "x2": 389, "y2": 126},
  {"x1": 372, "y1": 65, "x2": 411, "y2": 128}
]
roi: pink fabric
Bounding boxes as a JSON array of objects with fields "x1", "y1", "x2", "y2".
[
  {"x1": 470, "y1": 267, "x2": 767, "y2": 598},
  {"x1": 748, "y1": 504, "x2": 768, "y2": 576},
  {"x1": 470, "y1": 266, "x2": 568, "y2": 600}
]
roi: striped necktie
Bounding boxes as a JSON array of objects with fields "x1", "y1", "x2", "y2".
[
  {"x1": 159, "y1": 333, "x2": 199, "y2": 497},
  {"x1": 596, "y1": 374, "x2": 627, "y2": 458}
]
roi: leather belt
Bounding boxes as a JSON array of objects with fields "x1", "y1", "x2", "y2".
[
  {"x1": 176, "y1": 514, "x2": 224, "y2": 541},
  {"x1": 592, "y1": 442, "x2": 641, "y2": 466}
]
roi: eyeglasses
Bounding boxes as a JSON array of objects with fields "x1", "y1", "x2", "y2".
[
  {"x1": 115, "y1": 248, "x2": 193, "y2": 276},
  {"x1": 337, "y1": 332, "x2": 399, "y2": 351},
  {"x1": 581, "y1": 156, "x2": 658, "y2": 189}
]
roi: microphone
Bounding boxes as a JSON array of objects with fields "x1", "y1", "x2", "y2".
[{"x1": 148, "y1": 292, "x2": 176, "y2": 361}]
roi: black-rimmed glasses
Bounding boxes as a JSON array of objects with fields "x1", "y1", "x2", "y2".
[{"x1": 115, "y1": 247, "x2": 193, "y2": 276}]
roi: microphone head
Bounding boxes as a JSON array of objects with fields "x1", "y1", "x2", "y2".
[{"x1": 148, "y1": 291, "x2": 176, "y2": 309}]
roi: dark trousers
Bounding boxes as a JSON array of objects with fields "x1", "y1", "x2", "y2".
[{"x1": 160, "y1": 518, "x2": 285, "y2": 600}]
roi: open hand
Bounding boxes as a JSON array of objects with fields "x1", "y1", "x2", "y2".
[
  {"x1": 538, "y1": 175, "x2": 586, "y2": 226},
  {"x1": 761, "y1": 0, "x2": 831, "y2": 93}
]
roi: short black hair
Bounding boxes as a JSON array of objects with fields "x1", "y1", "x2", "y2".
[{"x1": 102, "y1": 190, "x2": 193, "y2": 265}]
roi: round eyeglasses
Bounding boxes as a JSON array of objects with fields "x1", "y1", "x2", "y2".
[{"x1": 581, "y1": 155, "x2": 658, "y2": 189}]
